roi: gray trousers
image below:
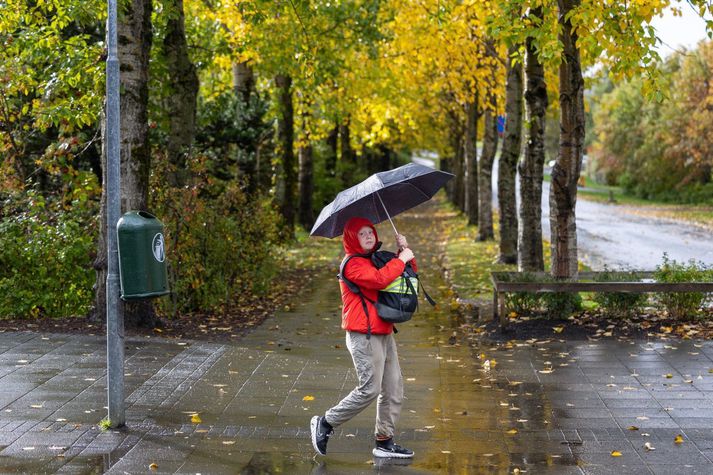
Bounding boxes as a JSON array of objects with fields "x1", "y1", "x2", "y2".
[{"x1": 325, "y1": 331, "x2": 404, "y2": 438}]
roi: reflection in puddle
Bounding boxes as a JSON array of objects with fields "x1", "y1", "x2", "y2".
[{"x1": 239, "y1": 451, "x2": 305, "y2": 474}]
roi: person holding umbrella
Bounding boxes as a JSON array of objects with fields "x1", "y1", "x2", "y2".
[
  {"x1": 310, "y1": 216, "x2": 416, "y2": 459},
  {"x1": 309, "y1": 162, "x2": 452, "y2": 459}
]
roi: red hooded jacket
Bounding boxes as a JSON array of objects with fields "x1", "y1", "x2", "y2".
[{"x1": 340, "y1": 217, "x2": 417, "y2": 335}]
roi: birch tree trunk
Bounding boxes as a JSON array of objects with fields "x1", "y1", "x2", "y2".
[
  {"x1": 275, "y1": 74, "x2": 296, "y2": 238},
  {"x1": 478, "y1": 106, "x2": 498, "y2": 241},
  {"x1": 162, "y1": 0, "x2": 198, "y2": 188},
  {"x1": 464, "y1": 97, "x2": 479, "y2": 225},
  {"x1": 232, "y1": 61, "x2": 255, "y2": 104},
  {"x1": 95, "y1": 0, "x2": 155, "y2": 326},
  {"x1": 518, "y1": 8, "x2": 548, "y2": 272},
  {"x1": 497, "y1": 48, "x2": 523, "y2": 264},
  {"x1": 550, "y1": 0, "x2": 585, "y2": 278},
  {"x1": 232, "y1": 61, "x2": 259, "y2": 192}
]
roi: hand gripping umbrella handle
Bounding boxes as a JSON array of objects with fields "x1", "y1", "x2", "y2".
[{"x1": 375, "y1": 191, "x2": 399, "y2": 236}]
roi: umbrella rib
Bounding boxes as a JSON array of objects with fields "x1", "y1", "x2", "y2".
[{"x1": 401, "y1": 181, "x2": 434, "y2": 200}]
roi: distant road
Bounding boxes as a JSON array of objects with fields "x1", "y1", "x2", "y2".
[
  {"x1": 491, "y1": 159, "x2": 713, "y2": 270},
  {"x1": 541, "y1": 181, "x2": 713, "y2": 270}
]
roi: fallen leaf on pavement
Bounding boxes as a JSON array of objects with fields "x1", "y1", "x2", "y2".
[
  {"x1": 610, "y1": 451, "x2": 622, "y2": 457},
  {"x1": 627, "y1": 426, "x2": 639, "y2": 431},
  {"x1": 190, "y1": 414, "x2": 201, "y2": 424},
  {"x1": 674, "y1": 435, "x2": 684, "y2": 444},
  {"x1": 149, "y1": 463, "x2": 158, "y2": 470},
  {"x1": 302, "y1": 395, "x2": 315, "y2": 401}
]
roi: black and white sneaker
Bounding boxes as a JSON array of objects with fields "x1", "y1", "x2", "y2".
[
  {"x1": 372, "y1": 438, "x2": 414, "y2": 458},
  {"x1": 310, "y1": 415, "x2": 333, "y2": 456}
]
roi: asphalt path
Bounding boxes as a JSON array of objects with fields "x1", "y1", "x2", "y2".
[
  {"x1": 540, "y1": 181, "x2": 713, "y2": 270},
  {"x1": 487, "y1": 158, "x2": 713, "y2": 271}
]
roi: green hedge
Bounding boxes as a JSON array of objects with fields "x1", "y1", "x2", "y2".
[{"x1": 0, "y1": 202, "x2": 96, "y2": 318}]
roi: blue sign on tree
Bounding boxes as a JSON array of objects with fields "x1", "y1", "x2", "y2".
[{"x1": 497, "y1": 115, "x2": 506, "y2": 137}]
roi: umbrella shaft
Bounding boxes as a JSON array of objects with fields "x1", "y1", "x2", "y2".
[{"x1": 376, "y1": 191, "x2": 399, "y2": 236}]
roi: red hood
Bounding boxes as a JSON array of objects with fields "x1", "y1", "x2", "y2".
[{"x1": 343, "y1": 217, "x2": 379, "y2": 255}]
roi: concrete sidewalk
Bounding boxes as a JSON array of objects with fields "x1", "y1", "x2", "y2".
[{"x1": 2, "y1": 201, "x2": 713, "y2": 474}]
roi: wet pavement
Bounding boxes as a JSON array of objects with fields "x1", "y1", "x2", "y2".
[{"x1": 2, "y1": 201, "x2": 713, "y2": 474}]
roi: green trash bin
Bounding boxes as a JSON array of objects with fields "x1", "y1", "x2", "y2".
[{"x1": 117, "y1": 211, "x2": 170, "y2": 300}]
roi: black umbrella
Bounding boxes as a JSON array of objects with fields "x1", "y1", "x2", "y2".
[{"x1": 310, "y1": 162, "x2": 454, "y2": 238}]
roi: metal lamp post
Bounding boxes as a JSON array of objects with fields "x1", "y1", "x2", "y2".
[{"x1": 106, "y1": 0, "x2": 125, "y2": 428}]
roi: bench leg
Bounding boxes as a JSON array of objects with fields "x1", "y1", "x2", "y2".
[
  {"x1": 498, "y1": 293, "x2": 507, "y2": 331},
  {"x1": 493, "y1": 290, "x2": 498, "y2": 322}
]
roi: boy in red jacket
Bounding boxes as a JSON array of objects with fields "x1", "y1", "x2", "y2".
[{"x1": 310, "y1": 216, "x2": 415, "y2": 459}]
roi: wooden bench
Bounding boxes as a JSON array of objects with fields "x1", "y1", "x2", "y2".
[{"x1": 491, "y1": 271, "x2": 713, "y2": 330}]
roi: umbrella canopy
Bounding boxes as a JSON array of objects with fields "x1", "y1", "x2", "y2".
[{"x1": 310, "y1": 162, "x2": 454, "y2": 238}]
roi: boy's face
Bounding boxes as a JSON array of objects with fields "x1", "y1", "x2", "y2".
[{"x1": 357, "y1": 226, "x2": 376, "y2": 252}]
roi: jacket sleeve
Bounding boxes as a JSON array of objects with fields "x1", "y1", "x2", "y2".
[{"x1": 344, "y1": 256, "x2": 405, "y2": 290}]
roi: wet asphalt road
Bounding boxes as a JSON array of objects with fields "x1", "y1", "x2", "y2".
[
  {"x1": 491, "y1": 155, "x2": 713, "y2": 271},
  {"x1": 540, "y1": 182, "x2": 713, "y2": 270}
]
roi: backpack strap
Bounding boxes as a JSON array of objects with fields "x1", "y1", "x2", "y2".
[
  {"x1": 339, "y1": 254, "x2": 375, "y2": 339},
  {"x1": 410, "y1": 270, "x2": 436, "y2": 307},
  {"x1": 419, "y1": 279, "x2": 437, "y2": 306}
]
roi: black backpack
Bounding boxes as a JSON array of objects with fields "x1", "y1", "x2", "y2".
[{"x1": 339, "y1": 248, "x2": 436, "y2": 337}]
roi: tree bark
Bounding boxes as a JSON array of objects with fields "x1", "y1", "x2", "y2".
[
  {"x1": 464, "y1": 96, "x2": 479, "y2": 225},
  {"x1": 162, "y1": 0, "x2": 198, "y2": 188},
  {"x1": 497, "y1": 48, "x2": 523, "y2": 264},
  {"x1": 298, "y1": 143, "x2": 314, "y2": 229},
  {"x1": 275, "y1": 74, "x2": 296, "y2": 238},
  {"x1": 379, "y1": 144, "x2": 392, "y2": 171},
  {"x1": 232, "y1": 61, "x2": 255, "y2": 104},
  {"x1": 551, "y1": 0, "x2": 585, "y2": 278},
  {"x1": 326, "y1": 123, "x2": 338, "y2": 177},
  {"x1": 339, "y1": 117, "x2": 355, "y2": 186},
  {"x1": 518, "y1": 9, "x2": 548, "y2": 272},
  {"x1": 298, "y1": 109, "x2": 314, "y2": 230},
  {"x1": 95, "y1": 0, "x2": 156, "y2": 327},
  {"x1": 232, "y1": 61, "x2": 260, "y2": 192},
  {"x1": 447, "y1": 106, "x2": 466, "y2": 211},
  {"x1": 478, "y1": 105, "x2": 498, "y2": 241}
]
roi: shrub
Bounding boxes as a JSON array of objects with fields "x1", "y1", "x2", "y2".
[
  {"x1": 592, "y1": 268, "x2": 647, "y2": 317},
  {"x1": 541, "y1": 291, "x2": 582, "y2": 320},
  {"x1": 0, "y1": 190, "x2": 97, "y2": 318},
  {"x1": 151, "y1": 156, "x2": 282, "y2": 316},
  {"x1": 502, "y1": 272, "x2": 543, "y2": 315},
  {"x1": 654, "y1": 254, "x2": 713, "y2": 320}
]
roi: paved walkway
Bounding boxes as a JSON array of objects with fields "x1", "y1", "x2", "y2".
[{"x1": 2, "y1": 201, "x2": 713, "y2": 474}]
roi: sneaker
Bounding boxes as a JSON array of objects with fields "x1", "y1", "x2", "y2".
[
  {"x1": 310, "y1": 415, "x2": 333, "y2": 456},
  {"x1": 372, "y1": 438, "x2": 414, "y2": 458}
]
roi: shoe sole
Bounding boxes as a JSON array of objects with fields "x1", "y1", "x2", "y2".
[
  {"x1": 372, "y1": 448, "x2": 414, "y2": 458},
  {"x1": 310, "y1": 416, "x2": 326, "y2": 456}
]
